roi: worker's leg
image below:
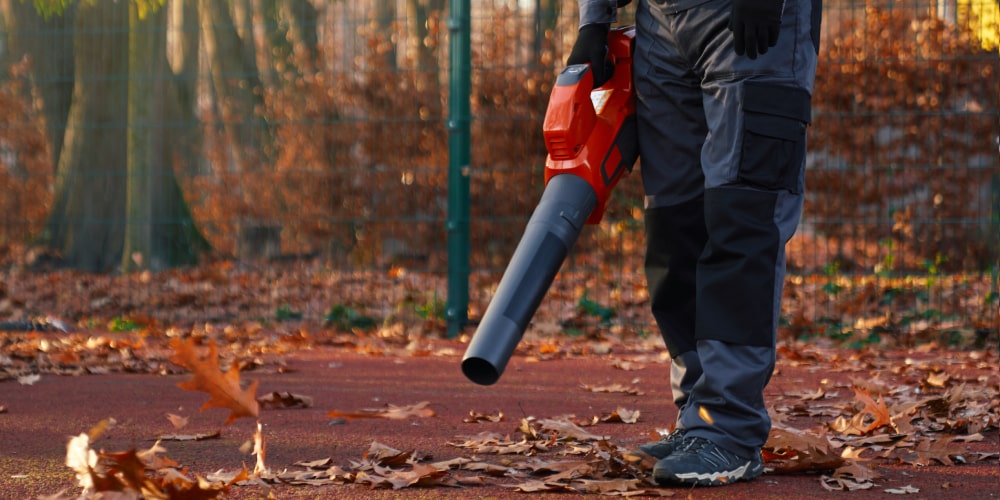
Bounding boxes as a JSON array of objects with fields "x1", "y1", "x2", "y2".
[{"x1": 634, "y1": 0, "x2": 709, "y2": 414}]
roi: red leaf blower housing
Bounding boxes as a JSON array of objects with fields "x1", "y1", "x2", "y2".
[{"x1": 462, "y1": 26, "x2": 638, "y2": 385}]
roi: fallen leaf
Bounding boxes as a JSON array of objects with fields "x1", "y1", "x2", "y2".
[
  {"x1": 363, "y1": 441, "x2": 415, "y2": 466},
  {"x1": 87, "y1": 418, "x2": 115, "y2": 441},
  {"x1": 508, "y1": 479, "x2": 573, "y2": 492},
  {"x1": 820, "y1": 473, "x2": 876, "y2": 491},
  {"x1": 581, "y1": 383, "x2": 644, "y2": 395},
  {"x1": 885, "y1": 485, "x2": 920, "y2": 494},
  {"x1": 612, "y1": 359, "x2": 644, "y2": 371},
  {"x1": 156, "y1": 431, "x2": 221, "y2": 441},
  {"x1": 328, "y1": 401, "x2": 434, "y2": 420},
  {"x1": 601, "y1": 407, "x2": 640, "y2": 424},
  {"x1": 252, "y1": 422, "x2": 268, "y2": 477},
  {"x1": 165, "y1": 413, "x2": 188, "y2": 429},
  {"x1": 169, "y1": 338, "x2": 260, "y2": 424},
  {"x1": 923, "y1": 371, "x2": 950, "y2": 388},
  {"x1": 899, "y1": 436, "x2": 961, "y2": 466},
  {"x1": 570, "y1": 478, "x2": 645, "y2": 495},
  {"x1": 785, "y1": 387, "x2": 827, "y2": 400},
  {"x1": 137, "y1": 441, "x2": 180, "y2": 470},
  {"x1": 257, "y1": 391, "x2": 313, "y2": 409},
  {"x1": 763, "y1": 424, "x2": 846, "y2": 473},
  {"x1": 360, "y1": 462, "x2": 449, "y2": 489},
  {"x1": 463, "y1": 410, "x2": 505, "y2": 423},
  {"x1": 831, "y1": 386, "x2": 894, "y2": 436},
  {"x1": 537, "y1": 417, "x2": 609, "y2": 441},
  {"x1": 953, "y1": 433, "x2": 984, "y2": 442},
  {"x1": 65, "y1": 433, "x2": 98, "y2": 492}
]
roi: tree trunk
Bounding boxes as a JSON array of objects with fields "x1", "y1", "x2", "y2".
[
  {"x1": 198, "y1": 0, "x2": 271, "y2": 176},
  {"x1": 0, "y1": 0, "x2": 75, "y2": 171},
  {"x1": 280, "y1": 0, "x2": 319, "y2": 71},
  {"x1": 123, "y1": 2, "x2": 208, "y2": 272},
  {"x1": 404, "y1": 0, "x2": 443, "y2": 84},
  {"x1": 534, "y1": 0, "x2": 560, "y2": 65},
  {"x1": 373, "y1": 0, "x2": 397, "y2": 70},
  {"x1": 166, "y1": 0, "x2": 202, "y2": 177},
  {"x1": 43, "y1": 0, "x2": 129, "y2": 271}
]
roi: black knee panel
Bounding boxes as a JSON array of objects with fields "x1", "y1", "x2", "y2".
[
  {"x1": 645, "y1": 197, "x2": 708, "y2": 356},
  {"x1": 696, "y1": 187, "x2": 781, "y2": 347}
]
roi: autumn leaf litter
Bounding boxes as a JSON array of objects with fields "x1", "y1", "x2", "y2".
[{"x1": 6, "y1": 321, "x2": 990, "y2": 499}]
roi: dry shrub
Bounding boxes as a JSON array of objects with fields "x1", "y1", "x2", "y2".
[
  {"x1": 187, "y1": 13, "x2": 449, "y2": 265},
  {"x1": 0, "y1": 59, "x2": 52, "y2": 246},
  {"x1": 806, "y1": 5, "x2": 999, "y2": 272}
]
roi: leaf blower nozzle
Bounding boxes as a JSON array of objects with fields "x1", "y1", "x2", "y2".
[
  {"x1": 461, "y1": 26, "x2": 637, "y2": 385},
  {"x1": 461, "y1": 174, "x2": 598, "y2": 385}
]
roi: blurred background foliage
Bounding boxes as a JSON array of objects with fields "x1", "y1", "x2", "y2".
[{"x1": 0, "y1": 0, "x2": 996, "y2": 342}]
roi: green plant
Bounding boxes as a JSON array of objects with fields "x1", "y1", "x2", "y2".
[
  {"x1": 275, "y1": 304, "x2": 302, "y2": 322},
  {"x1": 326, "y1": 304, "x2": 377, "y2": 330},
  {"x1": 880, "y1": 287, "x2": 903, "y2": 306},
  {"x1": 108, "y1": 316, "x2": 140, "y2": 332},
  {"x1": 821, "y1": 262, "x2": 843, "y2": 296},
  {"x1": 875, "y1": 238, "x2": 896, "y2": 277},
  {"x1": 846, "y1": 330, "x2": 883, "y2": 350},
  {"x1": 577, "y1": 291, "x2": 615, "y2": 325},
  {"x1": 414, "y1": 293, "x2": 446, "y2": 321}
]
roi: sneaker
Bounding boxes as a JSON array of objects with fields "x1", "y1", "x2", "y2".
[
  {"x1": 652, "y1": 436, "x2": 763, "y2": 486},
  {"x1": 636, "y1": 428, "x2": 687, "y2": 459}
]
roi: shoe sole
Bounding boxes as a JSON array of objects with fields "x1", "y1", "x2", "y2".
[{"x1": 652, "y1": 461, "x2": 763, "y2": 487}]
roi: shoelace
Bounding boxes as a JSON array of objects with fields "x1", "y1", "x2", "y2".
[{"x1": 678, "y1": 437, "x2": 739, "y2": 466}]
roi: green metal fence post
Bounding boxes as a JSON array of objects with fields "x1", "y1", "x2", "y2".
[{"x1": 446, "y1": 0, "x2": 471, "y2": 338}]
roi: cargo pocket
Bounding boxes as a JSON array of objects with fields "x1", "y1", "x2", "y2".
[{"x1": 737, "y1": 81, "x2": 811, "y2": 193}]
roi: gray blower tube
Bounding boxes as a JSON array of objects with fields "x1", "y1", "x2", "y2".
[{"x1": 461, "y1": 173, "x2": 598, "y2": 385}]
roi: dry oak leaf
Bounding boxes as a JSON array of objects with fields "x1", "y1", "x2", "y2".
[
  {"x1": 463, "y1": 410, "x2": 505, "y2": 423},
  {"x1": 258, "y1": 391, "x2": 314, "y2": 409},
  {"x1": 358, "y1": 462, "x2": 451, "y2": 490},
  {"x1": 899, "y1": 436, "x2": 963, "y2": 466},
  {"x1": 169, "y1": 338, "x2": 260, "y2": 424},
  {"x1": 830, "y1": 386, "x2": 894, "y2": 436},
  {"x1": 601, "y1": 407, "x2": 641, "y2": 424},
  {"x1": 763, "y1": 424, "x2": 846, "y2": 473},
  {"x1": 328, "y1": 401, "x2": 435, "y2": 420},
  {"x1": 363, "y1": 441, "x2": 418, "y2": 466},
  {"x1": 537, "y1": 417, "x2": 609, "y2": 441}
]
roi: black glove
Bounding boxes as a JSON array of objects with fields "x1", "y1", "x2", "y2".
[
  {"x1": 729, "y1": 0, "x2": 784, "y2": 59},
  {"x1": 567, "y1": 23, "x2": 612, "y2": 88}
]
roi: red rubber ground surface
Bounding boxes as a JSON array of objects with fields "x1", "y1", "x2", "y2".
[{"x1": 1, "y1": 342, "x2": 997, "y2": 499}]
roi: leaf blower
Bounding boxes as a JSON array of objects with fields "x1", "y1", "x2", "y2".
[{"x1": 462, "y1": 26, "x2": 638, "y2": 385}]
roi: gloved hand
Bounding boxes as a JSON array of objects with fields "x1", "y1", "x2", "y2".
[
  {"x1": 567, "y1": 23, "x2": 612, "y2": 88},
  {"x1": 729, "y1": 0, "x2": 784, "y2": 59}
]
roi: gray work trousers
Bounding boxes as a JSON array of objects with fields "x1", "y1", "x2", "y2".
[{"x1": 635, "y1": 0, "x2": 820, "y2": 458}]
